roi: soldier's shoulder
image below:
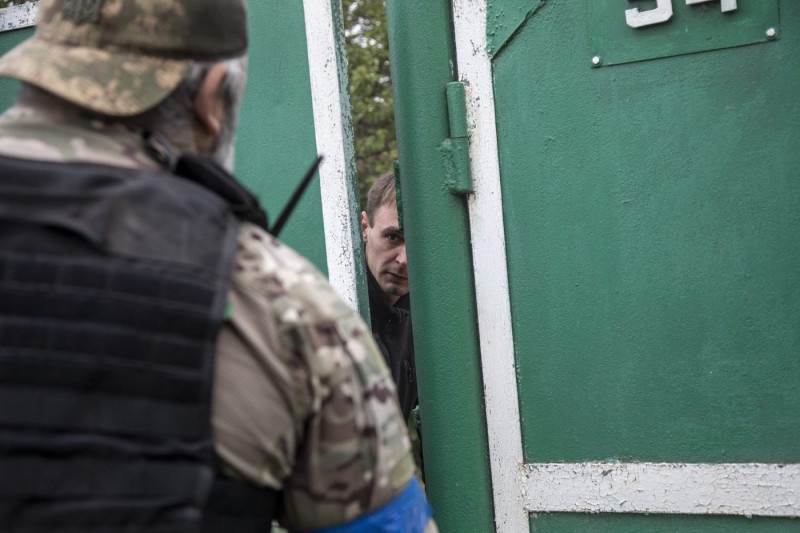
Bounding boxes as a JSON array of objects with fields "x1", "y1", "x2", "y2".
[
  {"x1": 0, "y1": 106, "x2": 160, "y2": 169},
  {"x1": 233, "y1": 222, "x2": 354, "y2": 325},
  {"x1": 232, "y1": 223, "x2": 417, "y2": 530}
]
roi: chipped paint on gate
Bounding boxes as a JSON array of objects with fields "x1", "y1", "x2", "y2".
[
  {"x1": 0, "y1": 1, "x2": 38, "y2": 33},
  {"x1": 486, "y1": 0, "x2": 544, "y2": 58},
  {"x1": 522, "y1": 462, "x2": 800, "y2": 517},
  {"x1": 302, "y1": 0, "x2": 367, "y2": 317}
]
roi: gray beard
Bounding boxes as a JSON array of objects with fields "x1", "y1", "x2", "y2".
[{"x1": 211, "y1": 113, "x2": 237, "y2": 173}]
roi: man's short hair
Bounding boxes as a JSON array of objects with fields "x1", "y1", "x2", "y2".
[{"x1": 366, "y1": 173, "x2": 397, "y2": 226}]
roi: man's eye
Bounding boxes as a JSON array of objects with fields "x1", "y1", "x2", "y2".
[{"x1": 386, "y1": 233, "x2": 402, "y2": 243}]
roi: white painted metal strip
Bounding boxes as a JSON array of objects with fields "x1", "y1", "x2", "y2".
[
  {"x1": 522, "y1": 462, "x2": 800, "y2": 517},
  {"x1": 302, "y1": 0, "x2": 360, "y2": 311},
  {"x1": 451, "y1": 1, "x2": 528, "y2": 532},
  {"x1": 452, "y1": 0, "x2": 800, "y2": 525},
  {"x1": 0, "y1": 2, "x2": 39, "y2": 33}
]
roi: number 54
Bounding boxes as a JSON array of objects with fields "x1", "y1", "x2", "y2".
[{"x1": 626, "y1": 0, "x2": 737, "y2": 28}]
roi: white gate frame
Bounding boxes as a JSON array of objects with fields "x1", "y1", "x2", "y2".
[
  {"x1": 451, "y1": 1, "x2": 528, "y2": 530},
  {"x1": 451, "y1": 1, "x2": 800, "y2": 531},
  {"x1": 303, "y1": 0, "x2": 363, "y2": 311},
  {"x1": 0, "y1": 1, "x2": 38, "y2": 33}
]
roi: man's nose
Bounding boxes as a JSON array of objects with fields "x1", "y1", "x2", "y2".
[{"x1": 396, "y1": 245, "x2": 407, "y2": 266}]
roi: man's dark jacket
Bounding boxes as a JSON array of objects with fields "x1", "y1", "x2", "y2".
[{"x1": 367, "y1": 269, "x2": 417, "y2": 421}]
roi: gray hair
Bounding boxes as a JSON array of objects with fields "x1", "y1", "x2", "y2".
[{"x1": 18, "y1": 55, "x2": 248, "y2": 171}]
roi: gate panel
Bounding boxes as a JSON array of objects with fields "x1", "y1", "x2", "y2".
[
  {"x1": 495, "y1": 0, "x2": 800, "y2": 463},
  {"x1": 488, "y1": 0, "x2": 800, "y2": 527}
]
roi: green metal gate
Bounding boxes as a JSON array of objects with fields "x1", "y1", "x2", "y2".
[
  {"x1": 0, "y1": 0, "x2": 368, "y2": 316},
  {"x1": 388, "y1": 0, "x2": 800, "y2": 531}
]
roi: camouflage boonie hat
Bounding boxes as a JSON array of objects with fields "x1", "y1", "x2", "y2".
[{"x1": 0, "y1": 0, "x2": 248, "y2": 116}]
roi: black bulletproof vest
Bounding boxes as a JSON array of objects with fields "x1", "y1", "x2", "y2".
[{"x1": 0, "y1": 154, "x2": 275, "y2": 532}]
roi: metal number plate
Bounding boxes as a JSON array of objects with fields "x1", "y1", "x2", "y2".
[{"x1": 589, "y1": 0, "x2": 779, "y2": 67}]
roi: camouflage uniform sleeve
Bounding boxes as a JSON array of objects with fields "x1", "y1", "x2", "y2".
[{"x1": 212, "y1": 222, "x2": 425, "y2": 531}]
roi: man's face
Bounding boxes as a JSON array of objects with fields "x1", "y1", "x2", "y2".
[{"x1": 362, "y1": 203, "x2": 408, "y2": 306}]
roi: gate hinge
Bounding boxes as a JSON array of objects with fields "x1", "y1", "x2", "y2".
[{"x1": 440, "y1": 81, "x2": 473, "y2": 195}]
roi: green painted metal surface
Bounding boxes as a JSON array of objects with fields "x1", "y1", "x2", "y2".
[
  {"x1": 530, "y1": 513, "x2": 800, "y2": 532},
  {"x1": 440, "y1": 137, "x2": 472, "y2": 195},
  {"x1": 441, "y1": 82, "x2": 472, "y2": 195},
  {"x1": 486, "y1": 0, "x2": 545, "y2": 58},
  {"x1": 237, "y1": 0, "x2": 327, "y2": 273},
  {"x1": 445, "y1": 81, "x2": 468, "y2": 138},
  {"x1": 0, "y1": 26, "x2": 30, "y2": 111},
  {"x1": 385, "y1": 1, "x2": 494, "y2": 532},
  {"x1": 589, "y1": 0, "x2": 780, "y2": 67},
  {"x1": 492, "y1": 0, "x2": 800, "y2": 484}
]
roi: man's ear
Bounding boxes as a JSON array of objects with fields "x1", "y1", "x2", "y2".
[
  {"x1": 361, "y1": 211, "x2": 369, "y2": 242},
  {"x1": 193, "y1": 62, "x2": 229, "y2": 136}
]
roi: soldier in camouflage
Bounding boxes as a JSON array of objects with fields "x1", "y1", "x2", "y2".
[{"x1": 0, "y1": 1, "x2": 436, "y2": 532}]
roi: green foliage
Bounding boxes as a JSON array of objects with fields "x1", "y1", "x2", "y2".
[{"x1": 342, "y1": 0, "x2": 396, "y2": 210}]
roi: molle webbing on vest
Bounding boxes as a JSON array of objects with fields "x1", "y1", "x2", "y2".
[{"x1": 0, "y1": 154, "x2": 239, "y2": 532}]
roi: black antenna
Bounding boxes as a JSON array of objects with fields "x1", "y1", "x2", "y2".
[{"x1": 271, "y1": 155, "x2": 324, "y2": 237}]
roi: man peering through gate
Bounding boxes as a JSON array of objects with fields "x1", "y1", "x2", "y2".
[{"x1": 361, "y1": 173, "x2": 424, "y2": 475}]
